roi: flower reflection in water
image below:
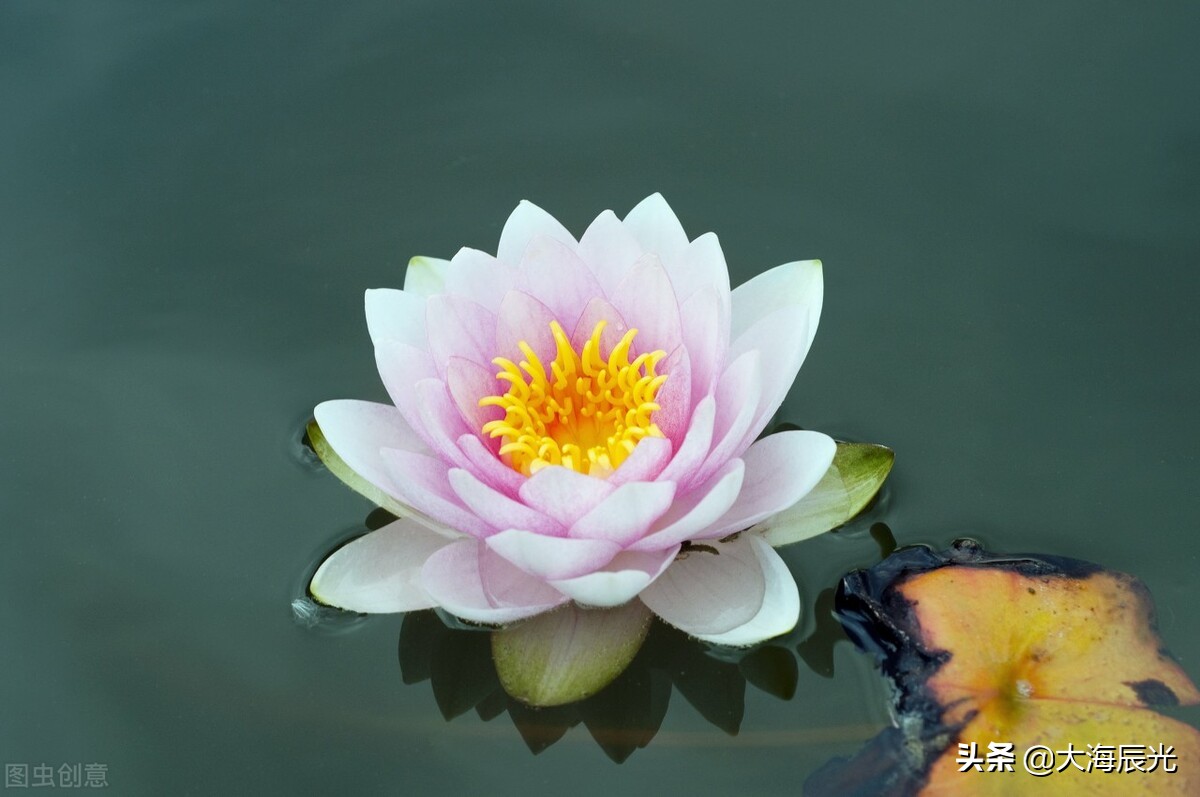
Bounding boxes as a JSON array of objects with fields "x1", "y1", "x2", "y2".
[{"x1": 397, "y1": 607, "x2": 797, "y2": 762}]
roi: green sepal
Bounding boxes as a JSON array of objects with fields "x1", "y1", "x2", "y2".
[
  {"x1": 757, "y1": 442, "x2": 894, "y2": 547},
  {"x1": 492, "y1": 602, "x2": 653, "y2": 707}
]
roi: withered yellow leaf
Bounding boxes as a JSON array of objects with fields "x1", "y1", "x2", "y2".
[{"x1": 818, "y1": 541, "x2": 1200, "y2": 796}]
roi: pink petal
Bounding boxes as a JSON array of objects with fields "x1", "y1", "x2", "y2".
[
  {"x1": 519, "y1": 467, "x2": 615, "y2": 526},
  {"x1": 496, "y1": 200, "x2": 578, "y2": 267},
  {"x1": 698, "y1": 431, "x2": 836, "y2": 540},
  {"x1": 447, "y1": 468, "x2": 562, "y2": 537},
  {"x1": 374, "y1": 341, "x2": 438, "y2": 438},
  {"x1": 687, "y1": 351, "x2": 762, "y2": 491},
  {"x1": 629, "y1": 458, "x2": 745, "y2": 551},
  {"x1": 609, "y1": 437, "x2": 672, "y2": 486},
  {"x1": 570, "y1": 297, "x2": 628, "y2": 353},
  {"x1": 457, "y1": 433, "x2": 526, "y2": 497},
  {"x1": 638, "y1": 532, "x2": 766, "y2": 635},
  {"x1": 656, "y1": 395, "x2": 716, "y2": 485},
  {"x1": 424, "y1": 294, "x2": 497, "y2": 375},
  {"x1": 485, "y1": 529, "x2": 621, "y2": 580},
  {"x1": 609, "y1": 253, "x2": 683, "y2": 355},
  {"x1": 421, "y1": 539, "x2": 568, "y2": 624},
  {"x1": 622, "y1": 193, "x2": 689, "y2": 264},
  {"x1": 548, "y1": 547, "x2": 680, "y2": 608},
  {"x1": 312, "y1": 400, "x2": 427, "y2": 498},
  {"x1": 577, "y1": 209, "x2": 644, "y2": 296},
  {"x1": 652, "y1": 346, "x2": 691, "y2": 444},
  {"x1": 568, "y1": 481, "x2": 677, "y2": 547},
  {"x1": 514, "y1": 234, "x2": 604, "y2": 330},
  {"x1": 445, "y1": 356, "x2": 503, "y2": 450},
  {"x1": 309, "y1": 518, "x2": 456, "y2": 613},
  {"x1": 411, "y1": 378, "x2": 474, "y2": 471},
  {"x1": 441, "y1": 248, "x2": 517, "y2": 313},
  {"x1": 380, "y1": 448, "x2": 493, "y2": 538},
  {"x1": 494, "y1": 290, "x2": 558, "y2": 364},
  {"x1": 679, "y1": 285, "x2": 729, "y2": 403},
  {"x1": 364, "y1": 288, "x2": 428, "y2": 349}
]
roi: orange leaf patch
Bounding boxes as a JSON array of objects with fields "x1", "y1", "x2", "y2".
[{"x1": 810, "y1": 540, "x2": 1200, "y2": 796}]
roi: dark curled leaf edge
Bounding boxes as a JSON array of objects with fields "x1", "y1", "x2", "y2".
[{"x1": 836, "y1": 538, "x2": 1105, "y2": 657}]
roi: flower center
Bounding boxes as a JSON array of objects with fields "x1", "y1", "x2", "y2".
[{"x1": 479, "y1": 320, "x2": 667, "y2": 478}]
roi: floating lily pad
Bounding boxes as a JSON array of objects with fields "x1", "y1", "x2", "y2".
[
  {"x1": 756, "y1": 442, "x2": 894, "y2": 547},
  {"x1": 810, "y1": 540, "x2": 1200, "y2": 796}
]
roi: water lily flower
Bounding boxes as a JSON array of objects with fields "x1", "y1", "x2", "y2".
[{"x1": 310, "y1": 194, "x2": 839, "y2": 647}]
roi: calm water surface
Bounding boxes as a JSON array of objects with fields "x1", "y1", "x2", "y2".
[{"x1": 3, "y1": 2, "x2": 1198, "y2": 794}]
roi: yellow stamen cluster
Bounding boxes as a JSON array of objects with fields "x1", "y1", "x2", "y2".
[{"x1": 480, "y1": 320, "x2": 667, "y2": 477}]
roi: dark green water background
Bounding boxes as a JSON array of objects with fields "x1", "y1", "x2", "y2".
[{"x1": 3, "y1": 2, "x2": 1198, "y2": 794}]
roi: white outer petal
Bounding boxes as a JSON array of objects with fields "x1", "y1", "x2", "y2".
[
  {"x1": 496, "y1": 199, "x2": 577, "y2": 265},
  {"x1": 729, "y1": 259, "x2": 823, "y2": 349},
  {"x1": 312, "y1": 399, "x2": 427, "y2": 498},
  {"x1": 402, "y1": 256, "x2": 450, "y2": 297},
  {"x1": 309, "y1": 519, "x2": 456, "y2": 613},
  {"x1": 638, "y1": 533, "x2": 765, "y2": 635},
  {"x1": 622, "y1": 193, "x2": 689, "y2": 262},
  {"x1": 698, "y1": 430, "x2": 837, "y2": 540},
  {"x1": 687, "y1": 536, "x2": 800, "y2": 646},
  {"x1": 364, "y1": 288, "x2": 427, "y2": 349}
]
